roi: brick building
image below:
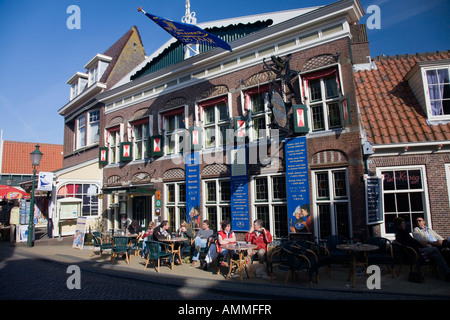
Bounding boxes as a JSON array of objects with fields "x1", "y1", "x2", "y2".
[
  {"x1": 95, "y1": 0, "x2": 371, "y2": 241},
  {"x1": 54, "y1": 26, "x2": 146, "y2": 236},
  {"x1": 356, "y1": 51, "x2": 450, "y2": 240}
]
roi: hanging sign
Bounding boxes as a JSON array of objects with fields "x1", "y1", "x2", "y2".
[
  {"x1": 38, "y1": 172, "x2": 54, "y2": 191},
  {"x1": 285, "y1": 136, "x2": 312, "y2": 234},
  {"x1": 230, "y1": 145, "x2": 250, "y2": 231},
  {"x1": 364, "y1": 175, "x2": 384, "y2": 225}
]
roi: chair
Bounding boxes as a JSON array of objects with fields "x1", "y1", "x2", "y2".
[
  {"x1": 282, "y1": 244, "x2": 316, "y2": 287},
  {"x1": 89, "y1": 232, "x2": 113, "y2": 258},
  {"x1": 394, "y1": 241, "x2": 437, "y2": 278},
  {"x1": 322, "y1": 235, "x2": 349, "y2": 265},
  {"x1": 144, "y1": 240, "x2": 173, "y2": 272},
  {"x1": 295, "y1": 240, "x2": 331, "y2": 278},
  {"x1": 111, "y1": 236, "x2": 132, "y2": 264},
  {"x1": 364, "y1": 237, "x2": 395, "y2": 278}
]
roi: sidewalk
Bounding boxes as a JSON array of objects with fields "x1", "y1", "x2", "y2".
[{"x1": 4, "y1": 237, "x2": 450, "y2": 300}]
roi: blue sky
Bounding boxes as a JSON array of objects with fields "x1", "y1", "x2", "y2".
[{"x1": 0, "y1": 0, "x2": 448, "y2": 145}]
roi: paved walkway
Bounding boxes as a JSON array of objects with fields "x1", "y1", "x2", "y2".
[{"x1": 2, "y1": 237, "x2": 450, "y2": 300}]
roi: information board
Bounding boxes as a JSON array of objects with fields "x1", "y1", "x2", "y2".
[
  {"x1": 230, "y1": 146, "x2": 250, "y2": 231},
  {"x1": 185, "y1": 152, "x2": 201, "y2": 228},
  {"x1": 285, "y1": 136, "x2": 312, "y2": 234}
]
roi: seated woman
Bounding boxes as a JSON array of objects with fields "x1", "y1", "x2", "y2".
[
  {"x1": 141, "y1": 221, "x2": 156, "y2": 258},
  {"x1": 217, "y1": 220, "x2": 236, "y2": 265},
  {"x1": 176, "y1": 221, "x2": 194, "y2": 258}
]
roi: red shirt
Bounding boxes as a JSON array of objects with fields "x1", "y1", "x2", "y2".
[
  {"x1": 217, "y1": 230, "x2": 235, "y2": 252},
  {"x1": 245, "y1": 229, "x2": 273, "y2": 250}
]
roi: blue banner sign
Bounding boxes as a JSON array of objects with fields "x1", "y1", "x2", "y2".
[
  {"x1": 230, "y1": 146, "x2": 250, "y2": 231},
  {"x1": 285, "y1": 136, "x2": 312, "y2": 234},
  {"x1": 185, "y1": 152, "x2": 201, "y2": 228}
]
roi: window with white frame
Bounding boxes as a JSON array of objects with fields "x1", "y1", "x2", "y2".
[
  {"x1": 108, "y1": 127, "x2": 121, "y2": 164},
  {"x1": 245, "y1": 88, "x2": 271, "y2": 140},
  {"x1": 166, "y1": 182, "x2": 186, "y2": 231},
  {"x1": 252, "y1": 174, "x2": 288, "y2": 239},
  {"x1": 57, "y1": 183, "x2": 99, "y2": 216},
  {"x1": 133, "y1": 120, "x2": 149, "y2": 160},
  {"x1": 162, "y1": 108, "x2": 185, "y2": 155},
  {"x1": 204, "y1": 178, "x2": 231, "y2": 231},
  {"x1": 303, "y1": 68, "x2": 342, "y2": 132},
  {"x1": 201, "y1": 98, "x2": 231, "y2": 149},
  {"x1": 425, "y1": 67, "x2": 450, "y2": 118},
  {"x1": 77, "y1": 115, "x2": 86, "y2": 149},
  {"x1": 313, "y1": 168, "x2": 351, "y2": 239},
  {"x1": 88, "y1": 110, "x2": 100, "y2": 145},
  {"x1": 378, "y1": 167, "x2": 427, "y2": 236}
]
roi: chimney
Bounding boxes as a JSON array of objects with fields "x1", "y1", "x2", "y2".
[{"x1": 350, "y1": 24, "x2": 371, "y2": 64}]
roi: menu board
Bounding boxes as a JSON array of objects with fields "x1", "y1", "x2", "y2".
[
  {"x1": 230, "y1": 146, "x2": 250, "y2": 231},
  {"x1": 285, "y1": 136, "x2": 312, "y2": 234},
  {"x1": 365, "y1": 175, "x2": 384, "y2": 225}
]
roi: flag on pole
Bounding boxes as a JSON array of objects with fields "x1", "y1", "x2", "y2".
[{"x1": 138, "y1": 7, "x2": 232, "y2": 52}]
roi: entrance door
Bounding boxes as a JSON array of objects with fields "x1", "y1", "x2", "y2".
[{"x1": 133, "y1": 197, "x2": 151, "y2": 227}]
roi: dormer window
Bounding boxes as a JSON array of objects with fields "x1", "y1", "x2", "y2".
[
  {"x1": 67, "y1": 72, "x2": 88, "y2": 100},
  {"x1": 84, "y1": 54, "x2": 112, "y2": 87},
  {"x1": 425, "y1": 67, "x2": 450, "y2": 117},
  {"x1": 406, "y1": 59, "x2": 450, "y2": 121}
]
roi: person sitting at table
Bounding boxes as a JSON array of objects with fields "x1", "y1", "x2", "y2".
[
  {"x1": 176, "y1": 221, "x2": 194, "y2": 258},
  {"x1": 128, "y1": 220, "x2": 143, "y2": 237},
  {"x1": 152, "y1": 220, "x2": 172, "y2": 241},
  {"x1": 413, "y1": 217, "x2": 450, "y2": 250},
  {"x1": 393, "y1": 217, "x2": 450, "y2": 281},
  {"x1": 191, "y1": 220, "x2": 214, "y2": 266},
  {"x1": 141, "y1": 221, "x2": 156, "y2": 258},
  {"x1": 245, "y1": 219, "x2": 273, "y2": 263},
  {"x1": 217, "y1": 220, "x2": 236, "y2": 266}
]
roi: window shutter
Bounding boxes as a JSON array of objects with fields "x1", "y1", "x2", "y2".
[
  {"x1": 99, "y1": 147, "x2": 108, "y2": 165},
  {"x1": 120, "y1": 142, "x2": 133, "y2": 161},
  {"x1": 190, "y1": 127, "x2": 202, "y2": 151},
  {"x1": 339, "y1": 93, "x2": 352, "y2": 126},
  {"x1": 151, "y1": 135, "x2": 164, "y2": 157},
  {"x1": 293, "y1": 105, "x2": 309, "y2": 133},
  {"x1": 233, "y1": 116, "x2": 248, "y2": 143}
]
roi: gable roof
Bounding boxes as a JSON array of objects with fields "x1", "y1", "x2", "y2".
[
  {"x1": 1, "y1": 141, "x2": 63, "y2": 175},
  {"x1": 355, "y1": 51, "x2": 450, "y2": 145}
]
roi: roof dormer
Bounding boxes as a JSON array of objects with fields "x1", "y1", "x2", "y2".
[
  {"x1": 84, "y1": 54, "x2": 113, "y2": 87},
  {"x1": 405, "y1": 58, "x2": 450, "y2": 122},
  {"x1": 67, "y1": 72, "x2": 88, "y2": 100}
]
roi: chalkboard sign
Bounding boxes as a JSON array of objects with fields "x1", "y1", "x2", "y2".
[{"x1": 364, "y1": 175, "x2": 384, "y2": 225}]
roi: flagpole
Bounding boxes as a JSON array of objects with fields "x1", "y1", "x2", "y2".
[{"x1": 137, "y1": 6, "x2": 147, "y2": 15}]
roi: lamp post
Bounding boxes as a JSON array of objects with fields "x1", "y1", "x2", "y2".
[{"x1": 28, "y1": 144, "x2": 43, "y2": 247}]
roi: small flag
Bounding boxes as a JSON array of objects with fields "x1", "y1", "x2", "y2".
[{"x1": 138, "y1": 7, "x2": 232, "y2": 52}]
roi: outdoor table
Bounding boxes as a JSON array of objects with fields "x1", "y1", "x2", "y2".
[
  {"x1": 337, "y1": 243, "x2": 379, "y2": 287},
  {"x1": 161, "y1": 237, "x2": 187, "y2": 268},
  {"x1": 222, "y1": 243, "x2": 258, "y2": 281}
]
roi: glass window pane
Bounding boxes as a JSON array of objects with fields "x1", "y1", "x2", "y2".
[
  {"x1": 316, "y1": 173, "x2": 329, "y2": 199},
  {"x1": 410, "y1": 192, "x2": 423, "y2": 212},
  {"x1": 251, "y1": 93, "x2": 265, "y2": 113},
  {"x1": 205, "y1": 127, "x2": 215, "y2": 148},
  {"x1": 318, "y1": 204, "x2": 331, "y2": 239},
  {"x1": 256, "y1": 206, "x2": 270, "y2": 230},
  {"x1": 335, "y1": 203, "x2": 349, "y2": 239},
  {"x1": 218, "y1": 103, "x2": 228, "y2": 121},
  {"x1": 384, "y1": 193, "x2": 396, "y2": 212},
  {"x1": 309, "y1": 79, "x2": 322, "y2": 102},
  {"x1": 328, "y1": 102, "x2": 341, "y2": 128},
  {"x1": 272, "y1": 176, "x2": 286, "y2": 200},
  {"x1": 207, "y1": 207, "x2": 217, "y2": 230},
  {"x1": 255, "y1": 178, "x2": 268, "y2": 201},
  {"x1": 333, "y1": 171, "x2": 347, "y2": 198},
  {"x1": 167, "y1": 116, "x2": 175, "y2": 132},
  {"x1": 274, "y1": 205, "x2": 288, "y2": 239},
  {"x1": 408, "y1": 170, "x2": 422, "y2": 189},
  {"x1": 325, "y1": 75, "x2": 339, "y2": 99},
  {"x1": 179, "y1": 184, "x2": 186, "y2": 203},
  {"x1": 396, "y1": 193, "x2": 410, "y2": 212},
  {"x1": 221, "y1": 206, "x2": 231, "y2": 223},
  {"x1": 382, "y1": 171, "x2": 395, "y2": 190},
  {"x1": 204, "y1": 106, "x2": 215, "y2": 124},
  {"x1": 395, "y1": 171, "x2": 408, "y2": 190},
  {"x1": 220, "y1": 180, "x2": 231, "y2": 202},
  {"x1": 311, "y1": 105, "x2": 325, "y2": 131},
  {"x1": 167, "y1": 185, "x2": 175, "y2": 203}
]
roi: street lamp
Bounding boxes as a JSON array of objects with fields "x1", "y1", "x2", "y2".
[{"x1": 28, "y1": 144, "x2": 43, "y2": 247}]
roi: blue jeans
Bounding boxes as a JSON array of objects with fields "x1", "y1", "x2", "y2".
[{"x1": 192, "y1": 237, "x2": 208, "y2": 261}]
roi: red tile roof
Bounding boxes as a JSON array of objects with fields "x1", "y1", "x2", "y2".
[
  {"x1": 1, "y1": 141, "x2": 63, "y2": 174},
  {"x1": 355, "y1": 51, "x2": 450, "y2": 145}
]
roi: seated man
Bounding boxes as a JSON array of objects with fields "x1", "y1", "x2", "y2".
[
  {"x1": 413, "y1": 217, "x2": 450, "y2": 250},
  {"x1": 191, "y1": 220, "x2": 214, "y2": 266},
  {"x1": 245, "y1": 219, "x2": 273, "y2": 263},
  {"x1": 394, "y1": 217, "x2": 450, "y2": 281},
  {"x1": 152, "y1": 220, "x2": 171, "y2": 241}
]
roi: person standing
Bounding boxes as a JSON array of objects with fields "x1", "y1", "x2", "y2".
[{"x1": 9, "y1": 200, "x2": 20, "y2": 245}]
